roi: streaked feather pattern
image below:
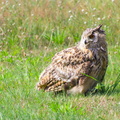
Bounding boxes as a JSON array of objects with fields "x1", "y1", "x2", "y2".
[{"x1": 36, "y1": 25, "x2": 108, "y2": 95}]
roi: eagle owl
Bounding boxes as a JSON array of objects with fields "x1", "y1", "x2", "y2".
[{"x1": 36, "y1": 25, "x2": 108, "y2": 95}]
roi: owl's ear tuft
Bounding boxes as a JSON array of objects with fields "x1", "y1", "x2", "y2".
[
  {"x1": 93, "y1": 25, "x2": 102, "y2": 31},
  {"x1": 92, "y1": 24, "x2": 105, "y2": 34}
]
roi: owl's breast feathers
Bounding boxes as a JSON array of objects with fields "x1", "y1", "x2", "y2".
[{"x1": 37, "y1": 46, "x2": 108, "y2": 92}]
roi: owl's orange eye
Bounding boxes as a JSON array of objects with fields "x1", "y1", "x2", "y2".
[{"x1": 89, "y1": 34, "x2": 95, "y2": 39}]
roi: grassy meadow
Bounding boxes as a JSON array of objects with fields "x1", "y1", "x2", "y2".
[{"x1": 0, "y1": 0, "x2": 120, "y2": 119}]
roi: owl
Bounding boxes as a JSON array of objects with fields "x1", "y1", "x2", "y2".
[{"x1": 36, "y1": 25, "x2": 108, "y2": 95}]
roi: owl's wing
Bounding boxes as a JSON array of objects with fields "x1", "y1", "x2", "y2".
[{"x1": 37, "y1": 46, "x2": 99, "y2": 92}]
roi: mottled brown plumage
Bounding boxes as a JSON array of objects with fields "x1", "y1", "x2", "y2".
[{"x1": 36, "y1": 25, "x2": 108, "y2": 95}]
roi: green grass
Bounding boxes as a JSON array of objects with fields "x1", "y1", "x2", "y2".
[{"x1": 0, "y1": 0, "x2": 120, "y2": 120}]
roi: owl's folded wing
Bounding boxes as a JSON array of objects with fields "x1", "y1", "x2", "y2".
[{"x1": 37, "y1": 46, "x2": 97, "y2": 92}]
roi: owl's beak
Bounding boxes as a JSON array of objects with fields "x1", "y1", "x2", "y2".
[
  {"x1": 84, "y1": 39, "x2": 93, "y2": 44},
  {"x1": 89, "y1": 39, "x2": 93, "y2": 41}
]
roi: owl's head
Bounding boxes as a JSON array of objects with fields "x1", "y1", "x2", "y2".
[{"x1": 79, "y1": 25, "x2": 106, "y2": 49}]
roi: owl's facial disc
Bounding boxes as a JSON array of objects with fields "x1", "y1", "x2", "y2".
[{"x1": 80, "y1": 25, "x2": 104, "y2": 48}]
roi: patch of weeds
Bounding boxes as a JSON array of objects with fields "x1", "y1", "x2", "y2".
[
  {"x1": 43, "y1": 27, "x2": 67, "y2": 44},
  {"x1": 96, "y1": 73, "x2": 120, "y2": 95},
  {"x1": 49, "y1": 101, "x2": 86, "y2": 115}
]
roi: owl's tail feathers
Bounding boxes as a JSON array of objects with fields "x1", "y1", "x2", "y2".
[{"x1": 36, "y1": 82, "x2": 46, "y2": 91}]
